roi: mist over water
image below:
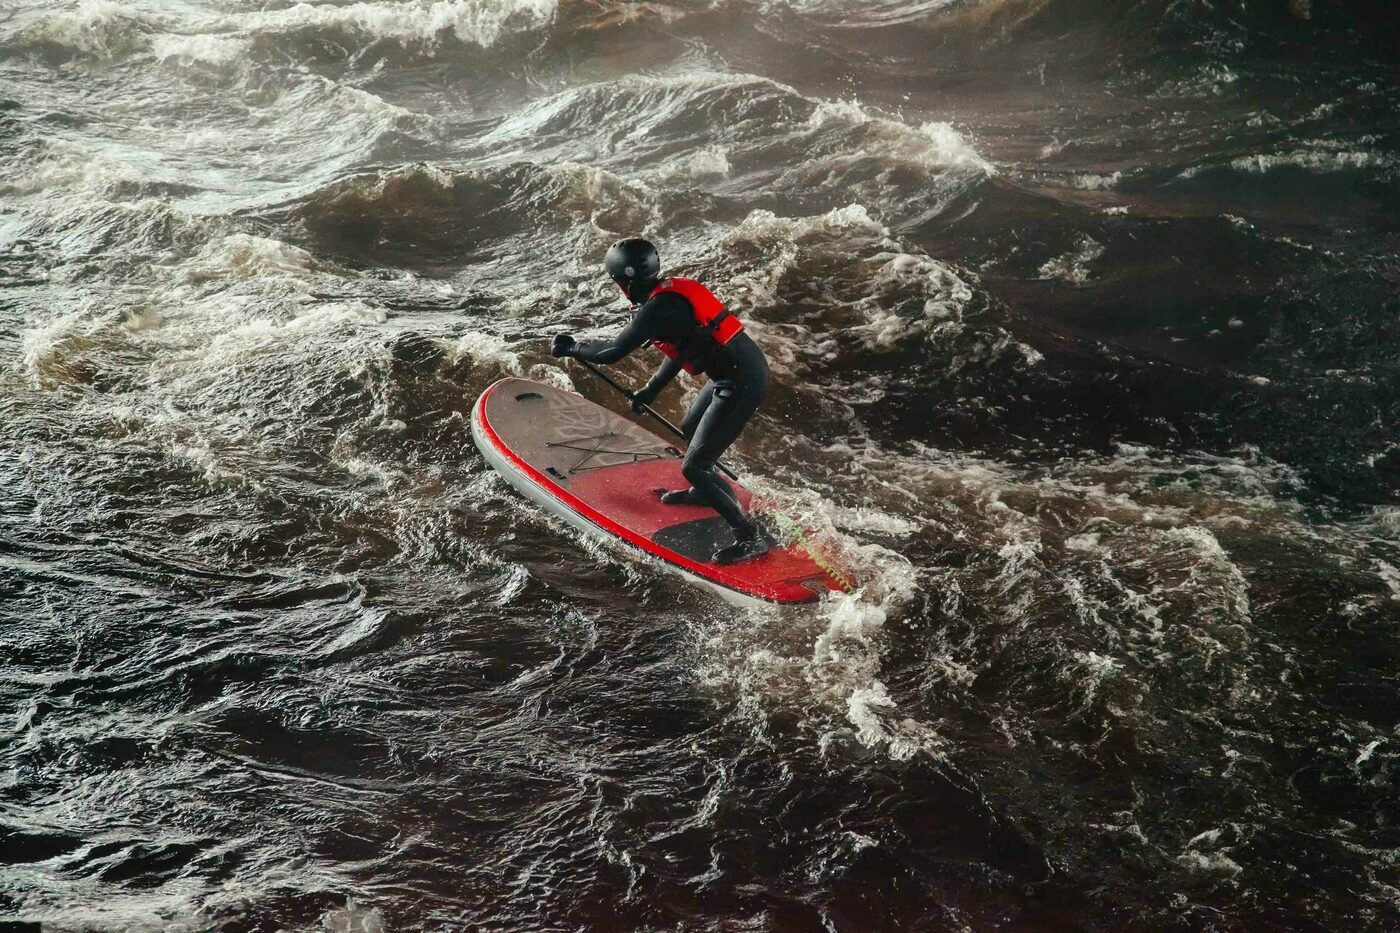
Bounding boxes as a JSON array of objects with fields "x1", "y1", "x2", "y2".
[{"x1": 2, "y1": 0, "x2": 1398, "y2": 928}]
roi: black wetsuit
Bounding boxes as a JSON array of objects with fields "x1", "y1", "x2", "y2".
[{"x1": 569, "y1": 290, "x2": 769, "y2": 536}]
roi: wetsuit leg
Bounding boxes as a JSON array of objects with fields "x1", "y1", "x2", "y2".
[
  {"x1": 662, "y1": 382, "x2": 736, "y2": 507},
  {"x1": 679, "y1": 382, "x2": 716, "y2": 440},
  {"x1": 681, "y1": 380, "x2": 762, "y2": 533}
]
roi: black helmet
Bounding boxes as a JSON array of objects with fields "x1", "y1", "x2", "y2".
[{"x1": 605, "y1": 237, "x2": 661, "y2": 303}]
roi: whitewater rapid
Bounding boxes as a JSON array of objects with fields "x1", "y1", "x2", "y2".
[{"x1": 3, "y1": 0, "x2": 1398, "y2": 928}]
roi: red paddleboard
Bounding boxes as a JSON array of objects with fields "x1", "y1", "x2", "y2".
[{"x1": 471, "y1": 377, "x2": 852, "y2": 606}]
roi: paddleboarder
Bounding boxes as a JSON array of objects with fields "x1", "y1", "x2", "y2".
[{"x1": 550, "y1": 238, "x2": 772, "y2": 564}]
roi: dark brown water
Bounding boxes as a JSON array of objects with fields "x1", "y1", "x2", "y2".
[{"x1": 2, "y1": 1, "x2": 1398, "y2": 929}]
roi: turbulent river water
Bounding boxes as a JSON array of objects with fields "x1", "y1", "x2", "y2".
[{"x1": 2, "y1": 0, "x2": 1398, "y2": 929}]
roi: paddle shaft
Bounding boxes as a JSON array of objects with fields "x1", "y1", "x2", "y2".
[{"x1": 574, "y1": 357, "x2": 740, "y2": 482}]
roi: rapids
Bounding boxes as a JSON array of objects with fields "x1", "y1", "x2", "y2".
[{"x1": 2, "y1": 0, "x2": 1398, "y2": 928}]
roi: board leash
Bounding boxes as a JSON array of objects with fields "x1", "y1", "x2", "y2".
[{"x1": 768, "y1": 511, "x2": 858, "y2": 595}]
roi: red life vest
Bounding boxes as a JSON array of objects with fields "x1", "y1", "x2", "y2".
[{"x1": 646, "y1": 276, "x2": 743, "y2": 374}]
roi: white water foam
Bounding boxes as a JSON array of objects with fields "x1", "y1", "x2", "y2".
[
  {"x1": 644, "y1": 146, "x2": 732, "y2": 183},
  {"x1": 805, "y1": 99, "x2": 994, "y2": 176},
  {"x1": 150, "y1": 31, "x2": 250, "y2": 66},
  {"x1": 1, "y1": 139, "x2": 149, "y2": 197},
  {"x1": 218, "y1": 0, "x2": 557, "y2": 50},
  {"x1": 475, "y1": 71, "x2": 992, "y2": 197},
  {"x1": 1070, "y1": 171, "x2": 1123, "y2": 190},
  {"x1": 181, "y1": 234, "x2": 321, "y2": 284},
  {"x1": 681, "y1": 454, "x2": 942, "y2": 762},
  {"x1": 1038, "y1": 235, "x2": 1105, "y2": 284},
  {"x1": 1180, "y1": 147, "x2": 1396, "y2": 179},
  {"x1": 5, "y1": 0, "x2": 160, "y2": 59}
]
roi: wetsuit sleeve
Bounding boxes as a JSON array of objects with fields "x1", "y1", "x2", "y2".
[
  {"x1": 641, "y1": 355, "x2": 683, "y2": 396},
  {"x1": 569, "y1": 303, "x2": 658, "y2": 365}
]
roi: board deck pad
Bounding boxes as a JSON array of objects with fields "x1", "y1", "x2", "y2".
[
  {"x1": 652, "y1": 514, "x2": 781, "y2": 564},
  {"x1": 472, "y1": 377, "x2": 852, "y2": 604}
]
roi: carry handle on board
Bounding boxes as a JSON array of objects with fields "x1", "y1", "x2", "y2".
[{"x1": 574, "y1": 358, "x2": 740, "y2": 482}]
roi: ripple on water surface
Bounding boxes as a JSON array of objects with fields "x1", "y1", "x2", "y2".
[{"x1": 2, "y1": 0, "x2": 1399, "y2": 928}]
